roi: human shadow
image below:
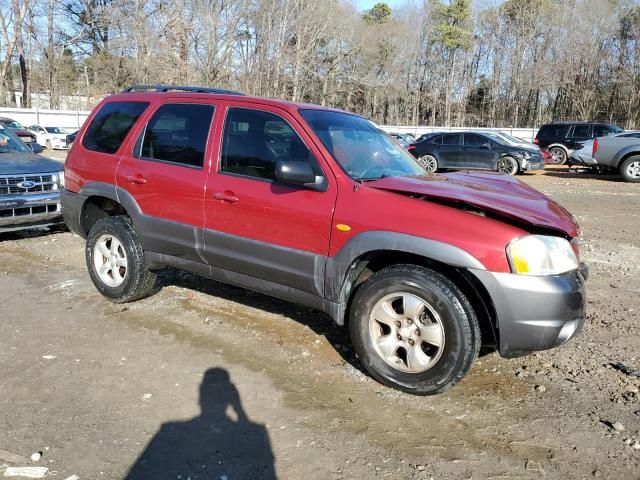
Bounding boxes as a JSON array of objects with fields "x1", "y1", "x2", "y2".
[{"x1": 125, "y1": 368, "x2": 276, "y2": 479}]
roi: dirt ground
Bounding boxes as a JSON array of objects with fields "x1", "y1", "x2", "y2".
[{"x1": 1, "y1": 158, "x2": 639, "y2": 479}]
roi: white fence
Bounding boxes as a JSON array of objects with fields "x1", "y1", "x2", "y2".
[
  {"x1": 0, "y1": 106, "x2": 540, "y2": 142},
  {"x1": 0, "y1": 107, "x2": 90, "y2": 130},
  {"x1": 380, "y1": 125, "x2": 539, "y2": 143}
]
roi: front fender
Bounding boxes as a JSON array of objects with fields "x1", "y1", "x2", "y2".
[{"x1": 324, "y1": 230, "x2": 486, "y2": 303}]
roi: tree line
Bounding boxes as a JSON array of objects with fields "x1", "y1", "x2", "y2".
[{"x1": 1, "y1": 0, "x2": 639, "y2": 128}]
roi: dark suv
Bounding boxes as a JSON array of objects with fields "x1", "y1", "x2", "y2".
[
  {"x1": 534, "y1": 122, "x2": 623, "y2": 165},
  {"x1": 61, "y1": 85, "x2": 588, "y2": 395}
]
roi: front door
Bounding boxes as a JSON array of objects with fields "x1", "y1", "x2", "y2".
[
  {"x1": 116, "y1": 100, "x2": 216, "y2": 262},
  {"x1": 462, "y1": 133, "x2": 495, "y2": 169},
  {"x1": 203, "y1": 104, "x2": 337, "y2": 296}
]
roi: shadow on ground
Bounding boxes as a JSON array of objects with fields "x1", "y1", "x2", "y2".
[{"x1": 125, "y1": 368, "x2": 275, "y2": 480}]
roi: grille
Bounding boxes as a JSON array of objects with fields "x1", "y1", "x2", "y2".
[
  {"x1": 0, "y1": 204, "x2": 59, "y2": 218},
  {"x1": 0, "y1": 174, "x2": 57, "y2": 195}
]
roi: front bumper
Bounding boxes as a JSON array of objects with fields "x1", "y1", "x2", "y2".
[
  {"x1": 469, "y1": 263, "x2": 588, "y2": 357},
  {"x1": 0, "y1": 191, "x2": 62, "y2": 232}
]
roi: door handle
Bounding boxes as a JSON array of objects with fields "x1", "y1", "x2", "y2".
[
  {"x1": 126, "y1": 174, "x2": 147, "y2": 185},
  {"x1": 213, "y1": 191, "x2": 240, "y2": 203}
]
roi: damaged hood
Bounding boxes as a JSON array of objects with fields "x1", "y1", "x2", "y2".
[{"x1": 365, "y1": 171, "x2": 579, "y2": 237}]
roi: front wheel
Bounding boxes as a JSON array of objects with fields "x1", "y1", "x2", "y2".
[
  {"x1": 496, "y1": 156, "x2": 519, "y2": 175},
  {"x1": 620, "y1": 155, "x2": 640, "y2": 183},
  {"x1": 86, "y1": 215, "x2": 156, "y2": 303},
  {"x1": 349, "y1": 265, "x2": 480, "y2": 395}
]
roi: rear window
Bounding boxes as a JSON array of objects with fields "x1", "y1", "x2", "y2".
[
  {"x1": 538, "y1": 124, "x2": 569, "y2": 138},
  {"x1": 83, "y1": 101, "x2": 149, "y2": 154}
]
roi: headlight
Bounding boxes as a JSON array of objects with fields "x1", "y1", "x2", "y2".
[
  {"x1": 58, "y1": 170, "x2": 65, "y2": 188},
  {"x1": 507, "y1": 235, "x2": 578, "y2": 275},
  {"x1": 522, "y1": 151, "x2": 531, "y2": 160}
]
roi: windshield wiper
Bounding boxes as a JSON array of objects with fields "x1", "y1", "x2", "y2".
[{"x1": 358, "y1": 174, "x2": 390, "y2": 182}]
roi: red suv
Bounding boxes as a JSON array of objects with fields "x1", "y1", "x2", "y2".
[{"x1": 62, "y1": 85, "x2": 588, "y2": 395}]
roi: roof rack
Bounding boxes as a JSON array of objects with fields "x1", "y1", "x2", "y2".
[{"x1": 122, "y1": 85, "x2": 244, "y2": 96}]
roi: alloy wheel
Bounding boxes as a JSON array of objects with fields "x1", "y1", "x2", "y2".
[
  {"x1": 368, "y1": 292, "x2": 445, "y2": 373},
  {"x1": 93, "y1": 234, "x2": 128, "y2": 287}
]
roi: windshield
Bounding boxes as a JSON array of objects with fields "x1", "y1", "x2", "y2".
[
  {"x1": 45, "y1": 127, "x2": 64, "y2": 134},
  {"x1": 1, "y1": 120, "x2": 25, "y2": 129},
  {"x1": 610, "y1": 124, "x2": 624, "y2": 133},
  {"x1": 300, "y1": 110, "x2": 426, "y2": 181},
  {"x1": 0, "y1": 125, "x2": 31, "y2": 154}
]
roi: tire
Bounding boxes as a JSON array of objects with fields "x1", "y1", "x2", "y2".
[
  {"x1": 496, "y1": 156, "x2": 519, "y2": 175},
  {"x1": 417, "y1": 154, "x2": 438, "y2": 173},
  {"x1": 45, "y1": 139, "x2": 52, "y2": 150},
  {"x1": 548, "y1": 146, "x2": 567, "y2": 165},
  {"x1": 349, "y1": 265, "x2": 480, "y2": 395},
  {"x1": 86, "y1": 215, "x2": 156, "y2": 303},
  {"x1": 619, "y1": 155, "x2": 640, "y2": 183}
]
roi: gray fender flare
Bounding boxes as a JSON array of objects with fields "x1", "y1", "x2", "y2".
[
  {"x1": 615, "y1": 147, "x2": 640, "y2": 168},
  {"x1": 324, "y1": 231, "x2": 486, "y2": 304}
]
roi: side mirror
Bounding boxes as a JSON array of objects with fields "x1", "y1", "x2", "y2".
[
  {"x1": 479, "y1": 143, "x2": 491, "y2": 150},
  {"x1": 275, "y1": 161, "x2": 327, "y2": 191},
  {"x1": 30, "y1": 143, "x2": 44, "y2": 154}
]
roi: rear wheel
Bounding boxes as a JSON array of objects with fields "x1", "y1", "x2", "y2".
[
  {"x1": 549, "y1": 146, "x2": 567, "y2": 165},
  {"x1": 86, "y1": 215, "x2": 156, "y2": 303},
  {"x1": 496, "y1": 156, "x2": 519, "y2": 175},
  {"x1": 417, "y1": 154, "x2": 438, "y2": 173},
  {"x1": 349, "y1": 265, "x2": 480, "y2": 395},
  {"x1": 620, "y1": 155, "x2": 640, "y2": 183}
]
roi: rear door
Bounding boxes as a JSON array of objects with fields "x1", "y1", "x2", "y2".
[
  {"x1": 202, "y1": 103, "x2": 337, "y2": 296},
  {"x1": 462, "y1": 133, "x2": 495, "y2": 168},
  {"x1": 116, "y1": 99, "x2": 216, "y2": 262},
  {"x1": 566, "y1": 124, "x2": 591, "y2": 149}
]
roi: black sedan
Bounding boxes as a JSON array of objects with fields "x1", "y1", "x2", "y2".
[{"x1": 408, "y1": 131, "x2": 544, "y2": 175}]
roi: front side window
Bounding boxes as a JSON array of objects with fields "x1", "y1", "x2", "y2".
[
  {"x1": 138, "y1": 103, "x2": 214, "y2": 168},
  {"x1": 221, "y1": 108, "x2": 319, "y2": 180},
  {"x1": 464, "y1": 134, "x2": 489, "y2": 147},
  {"x1": 593, "y1": 125, "x2": 613, "y2": 137},
  {"x1": 300, "y1": 109, "x2": 425, "y2": 181},
  {"x1": 83, "y1": 101, "x2": 149, "y2": 154},
  {"x1": 45, "y1": 127, "x2": 65, "y2": 134}
]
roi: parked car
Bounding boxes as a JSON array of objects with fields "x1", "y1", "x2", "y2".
[
  {"x1": 534, "y1": 121, "x2": 623, "y2": 165},
  {"x1": 66, "y1": 130, "x2": 79, "y2": 147},
  {"x1": 408, "y1": 131, "x2": 544, "y2": 175},
  {"x1": 0, "y1": 124, "x2": 64, "y2": 232},
  {"x1": 62, "y1": 84, "x2": 587, "y2": 395},
  {"x1": 28, "y1": 125, "x2": 71, "y2": 150},
  {"x1": 0, "y1": 117, "x2": 38, "y2": 146},
  {"x1": 589, "y1": 133, "x2": 640, "y2": 182},
  {"x1": 571, "y1": 131, "x2": 640, "y2": 169},
  {"x1": 389, "y1": 133, "x2": 411, "y2": 148}
]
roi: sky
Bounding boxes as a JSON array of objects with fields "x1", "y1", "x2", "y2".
[{"x1": 355, "y1": 0, "x2": 407, "y2": 10}]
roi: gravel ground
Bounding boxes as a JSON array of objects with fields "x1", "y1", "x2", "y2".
[{"x1": 0, "y1": 159, "x2": 638, "y2": 479}]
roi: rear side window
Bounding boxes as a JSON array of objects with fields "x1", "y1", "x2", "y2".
[
  {"x1": 570, "y1": 125, "x2": 590, "y2": 138},
  {"x1": 538, "y1": 124, "x2": 569, "y2": 138},
  {"x1": 138, "y1": 103, "x2": 214, "y2": 168},
  {"x1": 441, "y1": 133, "x2": 461, "y2": 145},
  {"x1": 83, "y1": 101, "x2": 149, "y2": 154}
]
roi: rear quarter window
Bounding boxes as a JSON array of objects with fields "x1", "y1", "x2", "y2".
[{"x1": 83, "y1": 101, "x2": 149, "y2": 154}]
